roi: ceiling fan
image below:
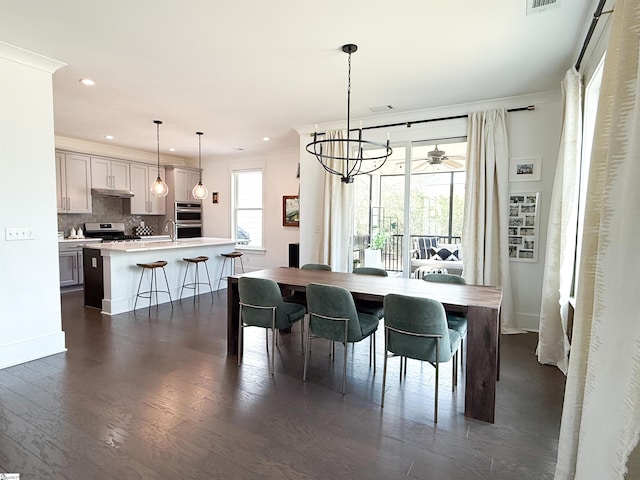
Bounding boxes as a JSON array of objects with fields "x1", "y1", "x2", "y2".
[
  {"x1": 391, "y1": 145, "x2": 466, "y2": 172},
  {"x1": 427, "y1": 145, "x2": 464, "y2": 167}
]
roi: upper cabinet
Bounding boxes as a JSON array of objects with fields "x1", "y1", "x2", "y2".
[
  {"x1": 91, "y1": 157, "x2": 130, "y2": 191},
  {"x1": 130, "y1": 163, "x2": 166, "y2": 215},
  {"x1": 170, "y1": 167, "x2": 201, "y2": 202},
  {"x1": 56, "y1": 152, "x2": 92, "y2": 213}
]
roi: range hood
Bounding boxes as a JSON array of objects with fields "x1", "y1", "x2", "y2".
[{"x1": 91, "y1": 188, "x2": 135, "y2": 198}]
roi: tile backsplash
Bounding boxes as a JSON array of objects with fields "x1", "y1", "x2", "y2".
[{"x1": 58, "y1": 196, "x2": 163, "y2": 237}]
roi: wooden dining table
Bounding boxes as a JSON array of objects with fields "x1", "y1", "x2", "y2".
[{"x1": 227, "y1": 267, "x2": 503, "y2": 423}]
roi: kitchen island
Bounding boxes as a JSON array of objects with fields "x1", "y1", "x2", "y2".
[{"x1": 83, "y1": 237, "x2": 236, "y2": 314}]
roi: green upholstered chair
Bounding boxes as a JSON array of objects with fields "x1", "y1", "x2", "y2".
[
  {"x1": 422, "y1": 273, "x2": 468, "y2": 365},
  {"x1": 352, "y1": 267, "x2": 387, "y2": 320},
  {"x1": 283, "y1": 263, "x2": 332, "y2": 306},
  {"x1": 381, "y1": 293, "x2": 462, "y2": 423},
  {"x1": 304, "y1": 282, "x2": 379, "y2": 394},
  {"x1": 238, "y1": 277, "x2": 306, "y2": 375}
]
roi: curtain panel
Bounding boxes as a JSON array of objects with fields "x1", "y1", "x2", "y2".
[
  {"x1": 537, "y1": 68, "x2": 583, "y2": 374},
  {"x1": 462, "y1": 109, "x2": 518, "y2": 333},
  {"x1": 555, "y1": 0, "x2": 640, "y2": 477},
  {"x1": 318, "y1": 130, "x2": 353, "y2": 272}
]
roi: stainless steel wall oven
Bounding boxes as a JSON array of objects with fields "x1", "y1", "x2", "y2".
[{"x1": 175, "y1": 202, "x2": 202, "y2": 238}]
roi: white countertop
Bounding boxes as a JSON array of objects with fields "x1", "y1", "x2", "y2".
[
  {"x1": 58, "y1": 237, "x2": 103, "y2": 243},
  {"x1": 85, "y1": 237, "x2": 236, "y2": 253}
]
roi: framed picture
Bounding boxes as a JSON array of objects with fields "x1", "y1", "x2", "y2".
[
  {"x1": 283, "y1": 195, "x2": 299, "y2": 227},
  {"x1": 508, "y1": 192, "x2": 540, "y2": 262},
  {"x1": 211, "y1": 192, "x2": 219, "y2": 204},
  {"x1": 510, "y1": 157, "x2": 542, "y2": 182}
]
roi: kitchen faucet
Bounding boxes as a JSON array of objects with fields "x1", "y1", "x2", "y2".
[{"x1": 163, "y1": 219, "x2": 176, "y2": 241}]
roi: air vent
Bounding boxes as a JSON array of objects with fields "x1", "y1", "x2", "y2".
[
  {"x1": 527, "y1": 0, "x2": 560, "y2": 14},
  {"x1": 369, "y1": 105, "x2": 395, "y2": 112}
]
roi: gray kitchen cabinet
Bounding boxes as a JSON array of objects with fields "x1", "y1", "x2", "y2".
[
  {"x1": 56, "y1": 152, "x2": 92, "y2": 213},
  {"x1": 59, "y1": 248, "x2": 83, "y2": 287},
  {"x1": 130, "y1": 163, "x2": 166, "y2": 215},
  {"x1": 91, "y1": 156, "x2": 130, "y2": 191}
]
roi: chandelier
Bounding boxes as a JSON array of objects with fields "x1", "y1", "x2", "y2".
[{"x1": 306, "y1": 44, "x2": 392, "y2": 183}]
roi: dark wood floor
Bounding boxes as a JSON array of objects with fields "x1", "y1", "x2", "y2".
[{"x1": 0, "y1": 290, "x2": 566, "y2": 479}]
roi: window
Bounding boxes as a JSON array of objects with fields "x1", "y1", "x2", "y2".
[
  {"x1": 232, "y1": 169, "x2": 264, "y2": 249},
  {"x1": 352, "y1": 139, "x2": 466, "y2": 275}
]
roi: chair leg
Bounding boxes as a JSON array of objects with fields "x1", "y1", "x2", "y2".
[
  {"x1": 134, "y1": 268, "x2": 145, "y2": 311},
  {"x1": 342, "y1": 341, "x2": 348, "y2": 395},
  {"x1": 217, "y1": 257, "x2": 228, "y2": 290},
  {"x1": 434, "y1": 339, "x2": 440, "y2": 424},
  {"x1": 160, "y1": 266, "x2": 173, "y2": 309},
  {"x1": 179, "y1": 262, "x2": 190, "y2": 300},
  {"x1": 238, "y1": 305, "x2": 243, "y2": 367},
  {"x1": 381, "y1": 330, "x2": 389, "y2": 408},
  {"x1": 202, "y1": 261, "x2": 215, "y2": 299},
  {"x1": 303, "y1": 322, "x2": 311, "y2": 382}
]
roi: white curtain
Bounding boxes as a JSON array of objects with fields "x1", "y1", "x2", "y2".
[
  {"x1": 462, "y1": 109, "x2": 518, "y2": 333},
  {"x1": 536, "y1": 68, "x2": 583, "y2": 374},
  {"x1": 555, "y1": 0, "x2": 640, "y2": 478},
  {"x1": 318, "y1": 130, "x2": 353, "y2": 272}
]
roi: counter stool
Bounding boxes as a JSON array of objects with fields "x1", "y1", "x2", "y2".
[
  {"x1": 217, "y1": 251, "x2": 245, "y2": 290},
  {"x1": 134, "y1": 261, "x2": 173, "y2": 313},
  {"x1": 180, "y1": 256, "x2": 214, "y2": 300}
]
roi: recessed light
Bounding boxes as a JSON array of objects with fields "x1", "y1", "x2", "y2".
[
  {"x1": 105, "y1": 135, "x2": 114, "y2": 140},
  {"x1": 169, "y1": 147, "x2": 176, "y2": 152},
  {"x1": 80, "y1": 78, "x2": 95, "y2": 86},
  {"x1": 262, "y1": 137, "x2": 270, "y2": 142}
]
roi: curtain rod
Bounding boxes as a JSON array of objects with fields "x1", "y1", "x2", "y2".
[
  {"x1": 311, "y1": 105, "x2": 535, "y2": 136},
  {"x1": 575, "y1": 0, "x2": 613, "y2": 71}
]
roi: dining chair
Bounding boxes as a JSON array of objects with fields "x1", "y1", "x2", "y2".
[
  {"x1": 381, "y1": 293, "x2": 462, "y2": 423},
  {"x1": 304, "y1": 282, "x2": 379, "y2": 394},
  {"x1": 352, "y1": 267, "x2": 387, "y2": 320},
  {"x1": 422, "y1": 273, "x2": 468, "y2": 366},
  {"x1": 283, "y1": 263, "x2": 332, "y2": 306},
  {"x1": 238, "y1": 277, "x2": 306, "y2": 375}
]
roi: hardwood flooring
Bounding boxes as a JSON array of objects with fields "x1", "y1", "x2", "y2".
[{"x1": 0, "y1": 290, "x2": 566, "y2": 479}]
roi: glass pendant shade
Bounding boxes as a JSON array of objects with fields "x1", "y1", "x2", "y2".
[
  {"x1": 192, "y1": 181, "x2": 208, "y2": 200},
  {"x1": 151, "y1": 119, "x2": 169, "y2": 198},
  {"x1": 192, "y1": 131, "x2": 208, "y2": 200},
  {"x1": 151, "y1": 176, "x2": 169, "y2": 197}
]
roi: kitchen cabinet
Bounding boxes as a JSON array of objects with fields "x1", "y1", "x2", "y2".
[
  {"x1": 91, "y1": 156, "x2": 130, "y2": 191},
  {"x1": 130, "y1": 163, "x2": 166, "y2": 215},
  {"x1": 59, "y1": 244, "x2": 84, "y2": 287},
  {"x1": 56, "y1": 152, "x2": 92, "y2": 213},
  {"x1": 172, "y1": 168, "x2": 201, "y2": 202}
]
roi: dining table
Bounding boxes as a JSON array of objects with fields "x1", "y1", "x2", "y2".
[{"x1": 227, "y1": 267, "x2": 503, "y2": 423}]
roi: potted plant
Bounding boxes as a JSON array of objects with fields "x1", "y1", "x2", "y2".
[{"x1": 364, "y1": 230, "x2": 387, "y2": 268}]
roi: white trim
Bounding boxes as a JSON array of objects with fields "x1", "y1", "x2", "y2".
[{"x1": 0, "y1": 332, "x2": 67, "y2": 370}]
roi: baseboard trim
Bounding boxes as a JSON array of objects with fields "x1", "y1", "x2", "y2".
[{"x1": 0, "y1": 331, "x2": 67, "y2": 370}]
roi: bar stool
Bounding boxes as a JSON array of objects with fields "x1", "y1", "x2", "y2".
[
  {"x1": 180, "y1": 256, "x2": 214, "y2": 300},
  {"x1": 217, "y1": 251, "x2": 245, "y2": 289},
  {"x1": 134, "y1": 261, "x2": 173, "y2": 313}
]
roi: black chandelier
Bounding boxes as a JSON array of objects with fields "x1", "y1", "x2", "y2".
[{"x1": 306, "y1": 44, "x2": 392, "y2": 183}]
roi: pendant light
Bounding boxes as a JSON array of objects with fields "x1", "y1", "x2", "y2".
[
  {"x1": 150, "y1": 120, "x2": 169, "y2": 197},
  {"x1": 192, "y1": 131, "x2": 209, "y2": 200},
  {"x1": 306, "y1": 44, "x2": 392, "y2": 183}
]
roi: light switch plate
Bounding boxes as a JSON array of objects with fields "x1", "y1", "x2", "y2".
[{"x1": 5, "y1": 227, "x2": 34, "y2": 241}]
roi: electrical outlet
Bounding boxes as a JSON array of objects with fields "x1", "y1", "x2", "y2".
[{"x1": 5, "y1": 227, "x2": 34, "y2": 241}]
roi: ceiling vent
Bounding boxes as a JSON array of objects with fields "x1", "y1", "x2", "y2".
[
  {"x1": 526, "y1": 0, "x2": 560, "y2": 14},
  {"x1": 369, "y1": 104, "x2": 395, "y2": 113}
]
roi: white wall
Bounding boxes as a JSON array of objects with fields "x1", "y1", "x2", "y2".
[
  {"x1": 297, "y1": 90, "x2": 562, "y2": 332},
  {"x1": 0, "y1": 43, "x2": 67, "y2": 368},
  {"x1": 201, "y1": 145, "x2": 301, "y2": 272}
]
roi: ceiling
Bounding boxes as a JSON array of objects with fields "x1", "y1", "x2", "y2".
[{"x1": 0, "y1": 0, "x2": 594, "y2": 161}]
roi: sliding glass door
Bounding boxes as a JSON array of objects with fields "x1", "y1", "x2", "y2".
[{"x1": 353, "y1": 139, "x2": 466, "y2": 277}]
